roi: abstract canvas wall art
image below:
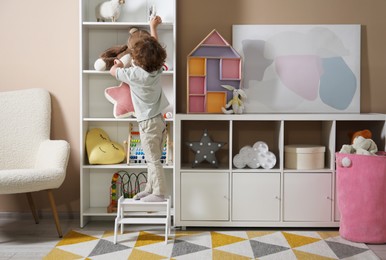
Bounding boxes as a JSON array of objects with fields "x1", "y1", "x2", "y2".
[{"x1": 232, "y1": 24, "x2": 361, "y2": 113}]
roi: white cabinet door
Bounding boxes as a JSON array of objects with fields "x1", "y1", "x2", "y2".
[
  {"x1": 284, "y1": 173, "x2": 332, "y2": 221},
  {"x1": 181, "y1": 172, "x2": 229, "y2": 221},
  {"x1": 232, "y1": 172, "x2": 280, "y2": 221}
]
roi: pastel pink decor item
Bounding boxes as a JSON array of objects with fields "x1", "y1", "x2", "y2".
[
  {"x1": 275, "y1": 55, "x2": 323, "y2": 101},
  {"x1": 202, "y1": 31, "x2": 227, "y2": 45},
  {"x1": 336, "y1": 152, "x2": 386, "y2": 243},
  {"x1": 105, "y1": 82, "x2": 135, "y2": 118}
]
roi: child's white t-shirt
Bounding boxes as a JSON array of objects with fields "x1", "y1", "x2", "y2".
[{"x1": 116, "y1": 65, "x2": 169, "y2": 122}]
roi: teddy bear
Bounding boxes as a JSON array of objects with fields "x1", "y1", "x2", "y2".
[
  {"x1": 94, "y1": 44, "x2": 131, "y2": 71},
  {"x1": 94, "y1": 28, "x2": 147, "y2": 71},
  {"x1": 349, "y1": 129, "x2": 372, "y2": 144},
  {"x1": 339, "y1": 129, "x2": 378, "y2": 156}
]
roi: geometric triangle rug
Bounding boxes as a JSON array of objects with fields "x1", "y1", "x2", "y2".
[{"x1": 44, "y1": 229, "x2": 380, "y2": 259}]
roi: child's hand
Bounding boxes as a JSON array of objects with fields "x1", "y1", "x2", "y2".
[
  {"x1": 110, "y1": 59, "x2": 123, "y2": 77},
  {"x1": 114, "y1": 59, "x2": 123, "y2": 67},
  {"x1": 150, "y1": 15, "x2": 162, "y2": 28}
]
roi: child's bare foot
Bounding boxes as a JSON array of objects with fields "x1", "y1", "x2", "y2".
[
  {"x1": 133, "y1": 191, "x2": 150, "y2": 200},
  {"x1": 140, "y1": 194, "x2": 165, "y2": 202}
]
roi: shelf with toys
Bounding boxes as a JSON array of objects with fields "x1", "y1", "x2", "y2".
[{"x1": 80, "y1": 0, "x2": 176, "y2": 227}]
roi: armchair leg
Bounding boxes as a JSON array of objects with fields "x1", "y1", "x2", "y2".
[
  {"x1": 47, "y1": 189, "x2": 63, "y2": 238},
  {"x1": 26, "y1": 193, "x2": 39, "y2": 224}
]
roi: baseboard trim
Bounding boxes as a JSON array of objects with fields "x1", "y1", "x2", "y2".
[{"x1": 0, "y1": 211, "x2": 79, "y2": 220}]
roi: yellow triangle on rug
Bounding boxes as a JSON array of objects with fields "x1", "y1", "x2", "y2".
[
  {"x1": 293, "y1": 249, "x2": 337, "y2": 260},
  {"x1": 211, "y1": 231, "x2": 246, "y2": 248},
  {"x1": 56, "y1": 230, "x2": 99, "y2": 246},
  {"x1": 43, "y1": 247, "x2": 85, "y2": 260},
  {"x1": 134, "y1": 231, "x2": 166, "y2": 247},
  {"x1": 212, "y1": 248, "x2": 250, "y2": 259},
  {"x1": 283, "y1": 231, "x2": 321, "y2": 248}
]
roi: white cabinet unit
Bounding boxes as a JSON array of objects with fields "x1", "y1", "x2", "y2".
[
  {"x1": 80, "y1": 0, "x2": 176, "y2": 227},
  {"x1": 283, "y1": 173, "x2": 332, "y2": 222},
  {"x1": 232, "y1": 172, "x2": 280, "y2": 221},
  {"x1": 174, "y1": 113, "x2": 386, "y2": 228},
  {"x1": 181, "y1": 172, "x2": 229, "y2": 221}
]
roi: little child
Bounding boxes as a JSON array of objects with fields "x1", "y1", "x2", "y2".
[{"x1": 110, "y1": 16, "x2": 168, "y2": 202}]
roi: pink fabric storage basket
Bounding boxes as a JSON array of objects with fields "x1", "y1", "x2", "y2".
[{"x1": 336, "y1": 152, "x2": 386, "y2": 244}]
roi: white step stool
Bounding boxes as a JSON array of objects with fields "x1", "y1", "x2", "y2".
[{"x1": 113, "y1": 196, "x2": 171, "y2": 244}]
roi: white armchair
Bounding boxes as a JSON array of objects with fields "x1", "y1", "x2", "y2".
[{"x1": 0, "y1": 88, "x2": 70, "y2": 237}]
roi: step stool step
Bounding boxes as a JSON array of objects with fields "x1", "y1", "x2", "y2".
[{"x1": 114, "y1": 196, "x2": 171, "y2": 245}]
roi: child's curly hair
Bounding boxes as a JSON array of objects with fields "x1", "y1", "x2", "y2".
[{"x1": 129, "y1": 35, "x2": 167, "y2": 72}]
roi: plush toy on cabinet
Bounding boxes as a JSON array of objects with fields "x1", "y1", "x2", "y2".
[
  {"x1": 221, "y1": 85, "x2": 246, "y2": 114},
  {"x1": 339, "y1": 129, "x2": 378, "y2": 156},
  {"x1": 349, "y1": 129, "x2": 372, "y2": 144}
]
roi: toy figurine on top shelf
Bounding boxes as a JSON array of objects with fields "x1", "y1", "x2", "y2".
[
  {"x1": 221, "y1": 85, "x2": 247, "y2": 114},
  {"x1": 96, "y1": 0, "x2": 125, "y2": 22}
]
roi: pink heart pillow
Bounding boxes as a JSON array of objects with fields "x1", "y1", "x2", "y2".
[{"x1": 105, "y1": 82, "x2": 135, "y2": 118}]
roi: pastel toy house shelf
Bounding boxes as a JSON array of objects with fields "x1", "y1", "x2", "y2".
[{"x1": 187, "y1": 30, "x2": 242, "y2": 113}]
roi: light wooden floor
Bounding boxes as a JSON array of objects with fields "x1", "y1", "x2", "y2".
[{"x1": 0, "y1": 216, "x2": 385, "y2": 259}]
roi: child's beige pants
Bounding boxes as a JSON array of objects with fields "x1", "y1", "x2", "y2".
[{"x1": 138, "y1": 113, "x2": 167, "y2": 196}]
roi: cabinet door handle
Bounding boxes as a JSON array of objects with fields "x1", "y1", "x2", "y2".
[
  {"x1": 223, "y1": 195, "x2": 229, "y2": 200},
  {"x1": 326, "y1": 196, "x2": 332, "y2": 201},
  {"x1": 275, "y1": 196, "x2": 281, "y2": 200}
]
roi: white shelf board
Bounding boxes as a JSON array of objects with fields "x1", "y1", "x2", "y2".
[
  {"x1": 283, "y1": 169, "x2": 333, "y2": 173},
  {"x1": 83, "y1": 22, "x2": 174, "y2": 30},
  {"x1": 231, "y1": 168, "x2": 281, "y2": 173},
  {"x1": 83, "y1": 207, "x2": 174, "y2": 216},
  {"x1": 83, "y1": 70, "x2": 174, "y2": 76},
  {"x1": 82, "y1": 163, "x2": 174, "y2": 169},
  {"x1": 83, "y1": 118, "x2": 174, "y2": 122},
  {"x1": 180, "y1": 163, "x2": 230, "y2": 172},
  {"x1": 176, "y1": 113, "x2": 386, "y2": 121}
]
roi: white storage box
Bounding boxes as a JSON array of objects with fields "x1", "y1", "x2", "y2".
[{"x1": 285, "y1": 145, "x2": 325, "y2": 169}]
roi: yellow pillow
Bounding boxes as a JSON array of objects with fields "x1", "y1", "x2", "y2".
[{"x1": 86, "y1": 128, "x2": 125, "y2": 164}]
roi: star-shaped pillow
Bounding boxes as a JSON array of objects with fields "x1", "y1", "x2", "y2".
[{"x1": 105, "y1": 82, "x2": 135, "y2": 118}]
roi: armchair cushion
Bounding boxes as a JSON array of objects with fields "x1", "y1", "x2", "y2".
[
  {"x1": 0, "y1": 88, "x2": 70, "y2": 195},
  {"x1": 35, "y1": 140, "x2": 70, "y2": 170},
  {"x1": 0, "y1": 168, "x2": 65, "y2": 194}
]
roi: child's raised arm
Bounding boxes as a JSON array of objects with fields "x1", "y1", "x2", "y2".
[{"x1": 150, "y1": 15, "x2": 162, "y2": 40}]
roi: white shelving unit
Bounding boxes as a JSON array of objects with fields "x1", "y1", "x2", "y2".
[
  {"x1": 80, "y1": 0, "x2": 176, "y2": 227},
  {"x1": 174, "y1": 113, "x2": 386, "y2": 228}
]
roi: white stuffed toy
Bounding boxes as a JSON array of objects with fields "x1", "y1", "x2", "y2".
[
  {"x1": 340, "y1": 136, "x2": 378, "y2": 155},
  {"x1": 95, "y1": 0, "x2": 125, "y2": 22},
  {"x1": 221, "y1": 85, "x2": 247, "y2": 114}
]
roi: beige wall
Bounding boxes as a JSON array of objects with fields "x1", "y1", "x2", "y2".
[
  {"x1": 0, "y1": 0, "x2": 385, "y2": 215},
  {"x1": 0, "y1": 1, "x2": 80, "y2": 215}
]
